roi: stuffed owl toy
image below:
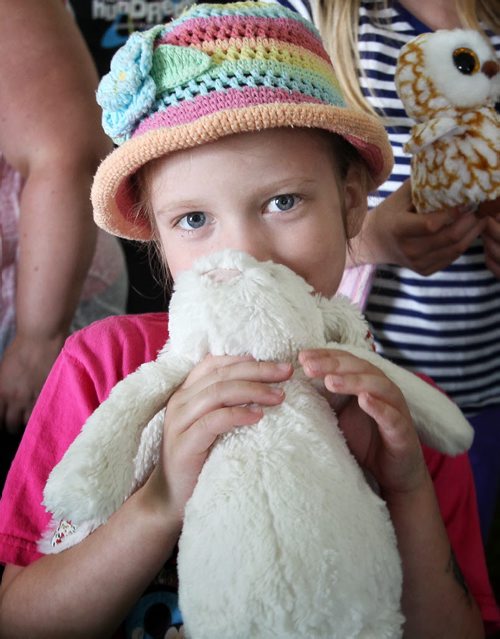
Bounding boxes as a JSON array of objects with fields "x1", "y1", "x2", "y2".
[
  {"x1": 395, "y1": 29, "x2": 500, "y2": 214},
  {"x1": 41, "y1": 250, "x2": 473, "y2": 639}
]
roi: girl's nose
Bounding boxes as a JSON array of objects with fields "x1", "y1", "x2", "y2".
[{"x1": 224, "y1": 225, "x2": 273, "y2": 263}]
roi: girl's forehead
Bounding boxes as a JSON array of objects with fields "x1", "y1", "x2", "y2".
[{"x1": 151, "y1": 128, "x2": 339, "y2": 178}]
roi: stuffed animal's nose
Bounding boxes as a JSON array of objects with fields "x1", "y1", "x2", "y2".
[
  {"x1": 204, "y1": 268, "x2": 242, "y2": 283},
  {"x1": 481, "y1": 59, "x2": 499, "y2": 78}
]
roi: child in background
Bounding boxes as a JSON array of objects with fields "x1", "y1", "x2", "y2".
[
  {"x1": 0, "y1": 2, "x2": 498, "y2": 637},
  {"x1": 274, "y1": 0, "x2": 500, "y2": 544}
]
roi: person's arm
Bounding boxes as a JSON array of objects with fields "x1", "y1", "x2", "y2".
[
  {"x1": 299, "y1": 348, "x2": 484, "y2": 638},
  {"x1": 0, "y1": 485, "x2": 181, "y2": 639},
  {"x1": 385, "y1": 476, "x2": 483, "y2": 638},
  {"x1": 0, "y1": 0, "x2": 112, "y2": 431},
  {"x1": 347, "y1": 179, "x2": 486, "y2": 275}
]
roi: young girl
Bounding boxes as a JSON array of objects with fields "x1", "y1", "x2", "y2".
[
  {"x1": 276, "y1": 0, "x2": 500, "y2": 543},
  {"x1": 0, "y1": 2, "x2": 497, "y2": 637}
]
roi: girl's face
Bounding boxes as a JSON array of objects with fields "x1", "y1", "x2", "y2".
[{"x1": 148, "y1": 128, "x2": 366, "y2": 298}]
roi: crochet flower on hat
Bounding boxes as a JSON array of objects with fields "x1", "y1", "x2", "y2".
[{"x1": 97, "y1": 25, "x2": 212, "y2": 145}]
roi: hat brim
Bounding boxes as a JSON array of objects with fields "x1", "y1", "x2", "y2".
[{"x1": 92, "y1": 102, "x2": 393, "y2": 241}]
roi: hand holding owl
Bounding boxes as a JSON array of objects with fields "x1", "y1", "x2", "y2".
[
  {"x1": 355, "y1": 178, "x2": 484, "y2": 275},
  {"x1": 395, "y1": 29, "x2": 500, "y2": 215}
]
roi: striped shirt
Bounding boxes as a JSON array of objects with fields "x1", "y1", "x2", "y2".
[{"x1": 273, "y1": 0, "x2": 500, "y2": 416}]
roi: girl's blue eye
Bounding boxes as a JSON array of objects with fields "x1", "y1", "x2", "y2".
[
  {"x1": 178, "y1": 212, "x2": 207, "y2": 230},
  {"x1": 269, "y1": 194, "x2": 299, "y2": 213}
]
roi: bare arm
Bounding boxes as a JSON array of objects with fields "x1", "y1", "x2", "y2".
[
  {"x1": 385, "y1": 478, "x2": 483, "y2": 638},
  {"x1": 0, "y1": 483, "x2": 182, "y2": 639},
  {"x1": 0, "y1": 0, "x2": 112, "y2": 431}
]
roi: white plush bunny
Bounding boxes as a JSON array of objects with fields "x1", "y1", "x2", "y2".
[{"x1": 41, "y1": 250, "x2": 473, "y2": 639}]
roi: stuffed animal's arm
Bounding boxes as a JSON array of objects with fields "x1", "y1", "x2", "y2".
[
  {"x1": 42, "y1": 352, "x2": 193, "y2": 527},
  {"x1": 132, "y1": 407, "x2": 167, "y2": 489},
  {"x1": 325, "y1": 343, "x2": 473, "y2": 455},
  {"x1": 404, "y1": 118, "x2": 465, "y2": 154}
]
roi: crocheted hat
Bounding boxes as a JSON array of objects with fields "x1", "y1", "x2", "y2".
[{"x1": 92, "y1": 1, "x2": 393, "y2": 240}]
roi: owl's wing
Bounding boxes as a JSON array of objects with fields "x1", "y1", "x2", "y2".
[
  {"x1": 404, "y1": 117, "x2": 465, "y2": 154},
  {"x1": 42, "y1": 352, "x2": 193, "y2": 530}
]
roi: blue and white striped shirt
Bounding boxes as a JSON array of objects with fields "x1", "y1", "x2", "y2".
[{"x1": 274, "y1": 0, "x2": 500, "y2": 416}]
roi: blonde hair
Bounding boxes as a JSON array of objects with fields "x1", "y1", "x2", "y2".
[{"x1": 313, "y1": 0, "x2": 500, "y2": 115}]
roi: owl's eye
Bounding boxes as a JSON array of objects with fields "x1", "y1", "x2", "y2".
[{"x1": 452, "y1": 47, "x2": 480, "y2": 75}]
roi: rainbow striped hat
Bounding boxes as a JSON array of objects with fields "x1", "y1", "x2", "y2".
[{"x1": 92, "y1": 1, "x2": 393, "y2": 240}]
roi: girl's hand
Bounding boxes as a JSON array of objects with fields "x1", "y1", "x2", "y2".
[
  {"x1": 146, "y1": 355, "x2": 293, "y2": 521},
  {"x1": 299, "y1": 348, "x2": 427, "y2": 497},
  {"x1": 351, "y1": 179, "x2": 486, "y2": 275}
]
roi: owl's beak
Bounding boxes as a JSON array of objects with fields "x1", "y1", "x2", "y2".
[{"x1": 481, "y1": 60, "x2": 499, "y2": 78}]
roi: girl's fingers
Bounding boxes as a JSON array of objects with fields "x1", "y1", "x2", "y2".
[
  {"x1": 325, "y1": 372, "x2": 403, "y2": 416},
  {"x1": 299, "y1": 349, "x2": 407, "y2": 416},
  {"x1": 168, "y1": 379, "x2": 286, "y2": 436},
  {"x1": 182, "y1": 356, "x2": 293, "y2": 395},
  {"x1": 357, "y1": 392, "x2": 413, "y2": 450},
  {"x1": 182, "y1": 354, "x2": 256, "y2": 386},
  {"x1": 300, "y1": 349, "x2": 378, "y2": 378},
  {"x1": 175, "y1": 404, "x2": 265, "y2": 458}
]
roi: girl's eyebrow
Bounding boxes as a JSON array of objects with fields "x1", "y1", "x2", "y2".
[
  {"x1": 153, "y1": 200, "x2": 207, "y2": 217},
  {"x1": 255, "y1": 176, "x2": 320, "y2": 196},
  {"x1": 265, "y1": 176, "x2": 318, "y2": 187}
]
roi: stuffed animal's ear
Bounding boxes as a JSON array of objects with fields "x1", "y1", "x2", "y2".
[
  {"x1": 42, "y1": 352, "x2": 193, "y2": 528},
  {"x1": 319, "y1": 295, "x2": 373, "y2": 349},
  {"x1": 330, "y1": 344, "x2": 473, "y2": 455}
]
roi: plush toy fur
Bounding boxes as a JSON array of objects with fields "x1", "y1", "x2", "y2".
[
  {"x1": 395, "y1": 29, "x2": 500, "y2": 214},
  {"x1": 41, "y1": 250, "x2": 473, "y2": 638}
]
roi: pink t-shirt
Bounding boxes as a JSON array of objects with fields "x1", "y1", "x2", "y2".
[
  {"x1": 0, "y1": 313, "x2": 167, "y2": 566},
  {"x1": 0, "y1": 313, "x2": 498, "y2": 633}
]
